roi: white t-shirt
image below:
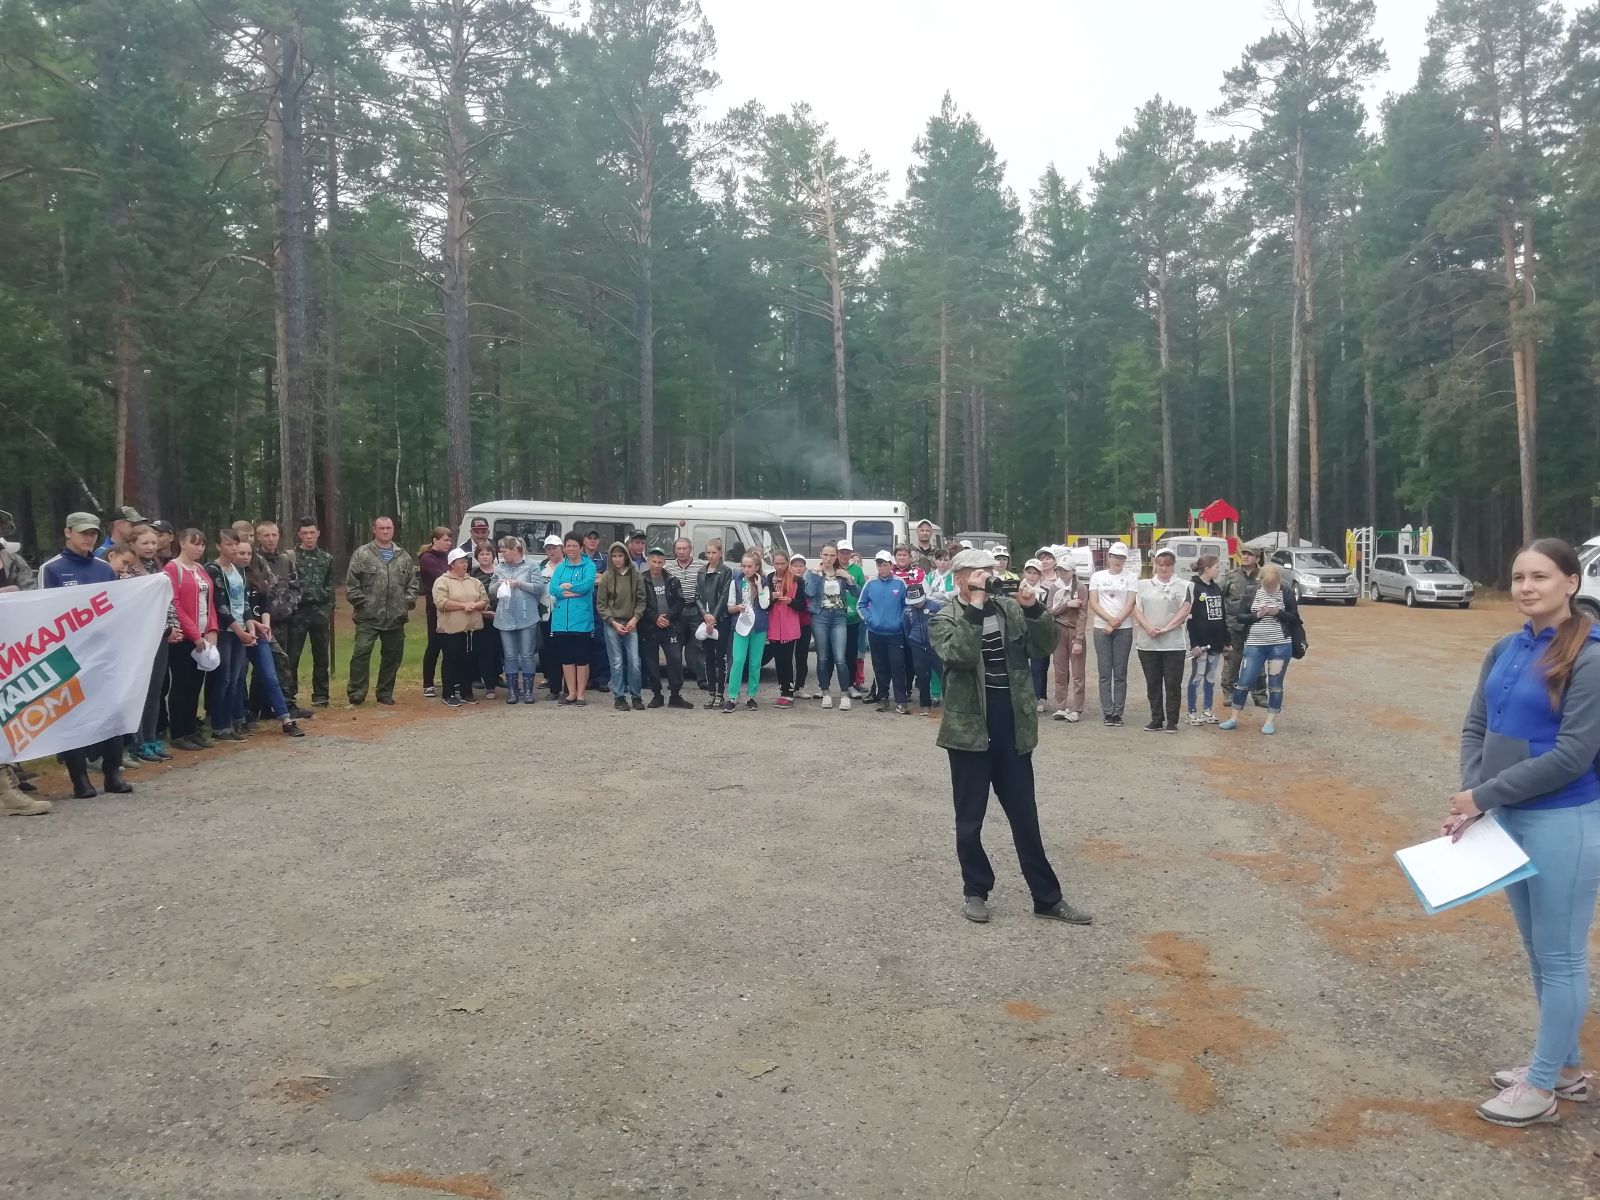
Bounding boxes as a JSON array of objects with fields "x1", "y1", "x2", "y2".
[
  {"x1": 1133, "y1": 575, "x2": 1193, "y2": 652},
  {"x1": 1089, "y1": 568, "x2": 1134, "y2": 632}
]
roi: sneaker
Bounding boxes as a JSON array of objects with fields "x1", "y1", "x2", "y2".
[
  {"x1": 1165, "y1": 723, "x2": 1179, "y2": 734},
  {"x1": 1476, "y1": 1082, "x2": 1560, "y2": 1127},
  {"x1": 290, "y1": 707, "x2": 314, "y2": 720},
  {"x1": 135, "y1": 743, "x2": 164, "y2": 763},
  {"x1": 775, "y1": 696, "x2": 794, "y2": 709},
  {"x1": 281, "y1": 720, "x2": 304, "y2": 738},
  {"x1": 1490, "y1": 1067, "x2": 1591, "y2": 1100},
  {"x1": 962, "y1": 896, "x2": 990, "y2": 924},
  {"x1": 1064, "y1": 710, "x2": 1081, "y2": 723},
  {"x1": 171, "y1": 736, "x2": 203, "y2": 752},
  {"x1": 443, "y1": 696, "x2": 462, "y2": 708},
  {"x1": 423, "y1": 686, "x2": 437, "y2": 699},
  {"x1": 1109, "y1": 715, "x2": 1123, "y2": 727},
  {"x1": 807, "y1": 690, "x2": 823, "y2": 700},
  {"x1": 875, "y1": 701, "x2": 890, "y2": 714},
  {"x1": 377, "y1": 697, "x2": 396, "y2": 706},
  {"x1": 630, "y1": 696, "x2": 646, "y2": 711},
  {"x1": 614, "y1": 697, "x2": 630, "y2": 711},
  {"x1": 557, "y1": 695, "x2": 573, "y2": 706},
  {"x1": 896, "y1": 704, "x2": 910, "y2": 715},
  {"x1": 668, "y1": 694, "x2": 694, "y2": 710},
  {"x1": 1052, "y1": 708, "x2": 1070, "y2": 721},
  {"x1": 1262, "y1": 721, "x2": 1276, "y2": 735},
  {"x1": 722, "y1": 700, "x2": 736, "y2": 713},
  {"x1": 1035, "y1": 700, "x2": 1046, "y2": 714},
  {"x1": 484, "y1": 688, "x2": 497, "y2": 701},
  {"x1": 573, "y1": 698, "x2": 588, "y2": 707},
  {"x1": 1218, "y1": 718, "x2": 1238, "y2": 731},
  {"x1": 839, "y1": 696, "x2": 852, "y2": 711},
  {"x1": 347, "y1": 696, "x2": 366, "y2": 707},
  {"x1": 1102, "y1": 715, "x2": 1116, "y2": 727},
  {"x1": 463, "y1": 693, "x2": 480, "y2": 705},
  {"x1": 1202, "y1": 710, "x2": 1219, "y2": 724},
  {"x1": 1143, "y1": 721, "x2": 1163, "y2": 733},
  {"x1": 647, "y1": 694, "x2": 665, "y2": 709},
  {"x1": 1187, "y1": 713, "x2": 1204, "y2": 727},
  {"x1": 821, "y1": 694, "x2": 834, "y2": 710},
  {"x1": 848, "y1": 687, "x2": 862, "y2": 700},
  {"x1": 745, "y1": 698, "x2": 758, "y2": 711},
  {"x1": 1034, "y1": 900, "x2": 1094, "y2": 925}
]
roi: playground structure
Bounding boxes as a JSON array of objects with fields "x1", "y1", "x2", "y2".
[
  {"x1": 1126, "y1": 498, "x2": 1242, "y2": 560},
  {"x1": 1344, "y1": 524, "x2": 1435, "y2": 592}
]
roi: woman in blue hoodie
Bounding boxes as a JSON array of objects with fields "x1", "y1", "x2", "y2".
[
  {"x1": 548, "y1": 531, "x2": 598, "y2": 706},
  {"x1": 1454, "y1": 538, "x2": 1600, "y2": 1128}
]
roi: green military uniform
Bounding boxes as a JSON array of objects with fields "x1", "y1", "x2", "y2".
[
  {"x1": 1220, "y1": 562, "x2": 1268, "y2": 706},
  {"x1": 287, "y1": 546, "x2": 334, "y2": 706},
  {"x1": 930, "y1": 593, "x2": 1058, "y2": 752},
  {"x1": 345, "y1": 540, "x2": 418, "y2": 704}
]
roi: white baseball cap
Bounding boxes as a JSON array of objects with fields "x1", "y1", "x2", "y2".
[
  {"x1": 1036, "y1": 546, "x2": 1057, "y2": 559},
  {"x1": 959, "y1": 540, "x2": 973, "y2": 549},
  {"x1": 1024, "y1": 558, "x2": 1043, "y2": 571},
  {"x1": 446, "y1": 547, "x2": 471, "y2": 564},
  {"x1": 837, "y1": 540, "x2": 853, "y2": 551},
  {"x1": 542, "y1": 534, "x2": 563, "y2": 547},
  {"x1": 874, "y1": 549, "x2": 894, "y2": 563},
  {"x1": 994, "y1": 546, "x2": 1010, "y2": 559},
  {"x1": 1107, "y1": 542, "x2": 1130, "y2": 558}
]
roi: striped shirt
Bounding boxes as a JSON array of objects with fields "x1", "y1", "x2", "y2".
[
  {"x1": 982, "y1": 611, "x2": 1009, "y2": 692},
  {"x1": 665, "y1": 558, "x2": 700, "y2": 610},
  {"x1": 1246, "y1": 588, "x2": 1290, "y2": 646}
]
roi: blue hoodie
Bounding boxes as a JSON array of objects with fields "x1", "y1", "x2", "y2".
[
  {"x1": 40, "y1": 546, "x2": 117, "y2": 589},
  {"x1": 858, "y1": 572, "x2": 908, "y2": 635},
  {"x1": 548, "y1": 556, "x2": 597, "y2": 634},
  {"x1": 1461, "y1": 622, "x2": 1600, "y2": 811}
]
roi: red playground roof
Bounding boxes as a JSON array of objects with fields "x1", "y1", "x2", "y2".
[{"x1": 1199, "y1": 498, "x2": 1239, "y2": 523}]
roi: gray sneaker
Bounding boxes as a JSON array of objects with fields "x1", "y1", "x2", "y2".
[
  {"x1": 1476, "y1": 1082, "x2": 1560, "y2": 1127},
  {"x1": 962, "y1": 896, "x2": 990, "y2": 923},
  {"x1": 1034, "y1": 900, "x2": 1094, "y2": 925}
]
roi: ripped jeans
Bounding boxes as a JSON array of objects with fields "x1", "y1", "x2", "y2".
[
  {"x1": 1186, "y1": 647, "x2": 1221, "y2": 713},
  {"x1": 1231, "y1": 641, "x2": 1292, "y2": 712}
]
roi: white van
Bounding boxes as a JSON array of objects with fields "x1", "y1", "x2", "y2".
[
  {"x1": 1153, "y1": 533, "x2": 1230, "y2": 580},
  {"x1": 667, "y1": 498, "x2": 908, "y2": 568},
  {"x1": 459, "y1": 501, "x2": 790, "y2": 564}
]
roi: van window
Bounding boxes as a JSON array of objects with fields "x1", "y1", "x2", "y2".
[
  {"x1": 853, "y1": 519, "x2": 895, "y2": 559},
  {"x1": 493, "y1": 517, "x2": 562, "y2": 548},
  {"x1": 644, "y1": 523, "x2": 686, "y2": 555},
  {"x1": 785, "y1": 520, "x2": 846, "y2": 559},
  {"x1": 1172, "y1": 542, "x2": 1197, "y2": 558},
  {"x1": 751, "y1": 522, "x2": 789, "y2": 560},
  {"x1": 693, "y1": 523, "x2": 746, "y2": 561}
]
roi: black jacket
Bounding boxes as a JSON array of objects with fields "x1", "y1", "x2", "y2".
[
  {"x1": 697, "y1": 562, "x2": 733, "y2": 626},
  {"x1": 205, "y1": 559, "x2": 266, "y2": 633},
  {"x1": 641, "y1": 568, "x2": 685, "y2": 632},
  {"x1": 1186, "y1": 577, "x2": 1230, "y2": 652},
  {"x1": 1236, "y1": 583, "x2": 1308, "y2": 656}
]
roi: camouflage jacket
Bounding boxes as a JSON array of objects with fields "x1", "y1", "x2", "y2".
[
  {"x1": 1220, "y1": 565, "x2": 1261, "y2": 633},
  {"x1": 346, "y1": 541, "x2": 418, "y2": 629},
  {"x1": 930, "y1": 595, "x2": 1058, "y2": 754},
  {"x1": 294, "y1": 547, "x2": 335, "y2": 612}
]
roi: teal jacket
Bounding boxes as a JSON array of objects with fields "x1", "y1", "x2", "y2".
[{"x1": 930, "y1": 595, "x2": 1058, "y2": 753}]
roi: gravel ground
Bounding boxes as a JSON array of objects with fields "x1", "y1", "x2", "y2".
[{"x1": 4, "y1": 599, "x2": 1599, "y2": 1199}]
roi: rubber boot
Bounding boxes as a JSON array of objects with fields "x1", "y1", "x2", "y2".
[
  {"x1": 64, "y1": 752, "x2": 97, "y2": 799},
  {"x1": 522, "y1": 674, "x2": 536, "y2": 705},
  {"x1": 102, "y1": 751, "x2": 133, "y2": 795},
  {"x1": 506, "y1": 674, "x2": 520, "y2": 705},
  {"x1": 2, "y1": 767, "x2": 50, "y2": 815}
]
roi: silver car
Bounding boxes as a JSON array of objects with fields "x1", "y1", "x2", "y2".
[
  {"x1": 1368, "y1": 554, "x2": 1474, "y2": 609},
  {"x1": 1269, "y1": 547, "x2": 1360, "y2": 605}
]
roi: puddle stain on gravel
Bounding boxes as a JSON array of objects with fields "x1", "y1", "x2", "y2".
[
  {"x1": 328, "y1": 1058, "x2": 423, "y2": 1120},
  {"x1": 1001, "y1": 1000, "x2": 1050, "y2": 1021},
  {"x1": 1201, "y1": 754, "x2": 1508, "y2": 965},
  {"x1": 1080, "y1": 838, "x2": 1139, "y2": 863},
  {"x1": 270, "y1": 1075, "x2": 332, "y2": 1105},
  {"x1": 369, "y1": 1171, "x2": 504, "y2": 1200},
  {"x1": 1283, "y1": 1096, "x2": 1521, "y2": 1150},
  {"x1": 1110, "y1": 932, "x2": 1283, "y2": 1113}
]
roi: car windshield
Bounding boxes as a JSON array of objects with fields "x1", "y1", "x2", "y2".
[
  {"x1": 751, "y1": 522, "x2": 790, "y2": 560},
  {"x1": 1298, "y1": 552, "x2": 1343, "y2": 569},
  {"x1": 1413, "y1": 558, "x2": 1457, "y2": 574}
]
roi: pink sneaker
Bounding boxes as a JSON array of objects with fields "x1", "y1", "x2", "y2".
[
  {"x1": 1476, "y1": 1081, "x2": 1560, "y2": 1127},
  {"x1": 1490, "y1": 1066, "x2": 1590, "y2": 1101}
]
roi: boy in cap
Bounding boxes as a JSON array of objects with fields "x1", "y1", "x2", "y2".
[
  {"x1": 640, "y1": 546, "x2": 692, "y2": 708},
  {"x1": 991, "y1": 548, "x2": 1020, "y2": 597},
  {"x1": 858, "y1": 549, "x2": 910, "y2": 713},
  {"x1": 930, "y1": 548, "x2": 1090, "y2": 926}
]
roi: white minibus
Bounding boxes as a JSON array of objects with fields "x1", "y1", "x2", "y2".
[
  {"x1": 459, "y1": 501, "x2": 790, "y2": 564},
  {"x1": 666, "y1": 498, "x2": 908, "y2": 568}
]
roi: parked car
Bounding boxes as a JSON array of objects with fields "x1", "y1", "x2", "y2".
[
  {"x1": 1269, "y1": 547, "x2": 1359, "y2": 605},
  {"x1": 1153, "y1": 533, "x2": 1230, "y2": 580},
  {"x1": 1367, "y1": 554, "x2": 1474, "y2": 609},
  {"x1": 1577, "y1": 553, "x2": 1600, "y2": 620}
]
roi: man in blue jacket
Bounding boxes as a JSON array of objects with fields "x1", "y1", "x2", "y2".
[
  {"x1": 858, "y1": 549, "x2": 911, "y2": 714},
  {"x1": 40, "y1": 513, "x2": 133, "y2": 799}
]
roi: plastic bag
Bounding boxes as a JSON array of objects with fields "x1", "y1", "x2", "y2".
[
  {"x1": 694, "y1": 621, "x2": 718, "y2": 642},
  {"x1": 191, "y1": 642, "x2": 221, "y2": 672},
  {"x1": 496, "y1": 581, "x2": 512, "y2": 602}
]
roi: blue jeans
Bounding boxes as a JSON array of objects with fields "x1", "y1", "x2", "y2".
[
  {"x1": 1232, "y1": 641, "x2": 1292, "y2": 712},
  {"x1": 1497, "y1": 802, "x2": 1600, "y2": 1089},
  {"x1": 1186, "y1": 647, "x2": 1221, "y2": 712},
  {"x1": 207, "y1": 631, "x2": 248, "y2": 733},
  {"x1": 603, "y1": 624, "x2": 642, "y2": 699},
  {"x1": 813, "y1": 610, "x2": 850, "y2": 693},
  {"x1": 247, "y1": 638, "x2": 290, "y2": 719},
  {"x1": 499, "y1": 623, "x2": 538, "y2": 676}
]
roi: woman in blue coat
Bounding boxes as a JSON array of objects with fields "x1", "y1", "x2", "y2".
[
  {"x1": 1453, "y1": 538, "x2": 1600, "y2": 1127},
  {"x1": 548, "y1": 532, "x2": 598, "y2": 706}
]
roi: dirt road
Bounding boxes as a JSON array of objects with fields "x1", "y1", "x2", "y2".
[{"x1": 4, "y1": 599, "x2": 1598, "y2": 1198}]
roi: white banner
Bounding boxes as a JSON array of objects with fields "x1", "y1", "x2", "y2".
[{"x1": 0, "y1": 575, "x2": 168, "y2": 762}]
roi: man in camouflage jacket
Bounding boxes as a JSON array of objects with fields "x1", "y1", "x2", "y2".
[{"x1": 286, "y1": 518, "x2": 335, "y2": 708}]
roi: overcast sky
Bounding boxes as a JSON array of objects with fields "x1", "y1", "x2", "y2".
[{"x1": 695, "y1": 0, "x2": 1440, "y2": 203}]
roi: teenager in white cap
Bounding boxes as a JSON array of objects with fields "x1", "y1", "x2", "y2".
[
  {"x1": 930, "y1": 548, "x2": 1091, "y2": 926},
  {"x1": 1133, "y1": 547, "x2": 1193, "y2": 732},
  {"x1": 1041, "y1": 547, "x2": 1089, "y2": 722},
  {"x1": 1088, "y1": 543, "x2": 1136, "y2": 726}
]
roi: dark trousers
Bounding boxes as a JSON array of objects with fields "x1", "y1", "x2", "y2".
[
  {"x1": 846, "y1": 621, "x2": 863, "y2": 690},
  {"x1": 422, "y1": 606, "x2": 442, "y2": 689},
  {"x1": 770, "y1": 638, "x2": 797, "y2": 697},
  {"x1": 642, "y1": 627, "x2": 684, "y2": 695},
  {"x1": 794, "y1": 623, "x2": 812, "y2": 692},
  {"x1": 1221, "y1": 626, "x2": 1268, "y2": 705},
  {"x1": 140, "y1": 640, "x2": 169, "y2": 743},
  {"x1": 62, "y1": 736, "x2": 122, "y2": 780},
  {"x1": 867, "y1": 630, "x2": 909, "y2": 704},
  {"x1": 474, "y1": 623, "x2": 503, "y2": 690},
  {"x1": 911, "y1": 643, "x2": 941, "y2": 709},
  {"x1": 168, "y1": 646, "x2": 206, "y2": 739},
  {"x1": 285, "y1": 608, "x2": 331, "y2": 705},
  {"x1": 947, "y1": 696, "x2": 1062, "y2": 907},
  {"x1": 538, "y1": 618, "x2": 560, "y2": 692},
  {"x1": 349, "y1": 623, "x2": 406, "y2": 703},
  {"x1": 440, "y1": 630, "x2": 473, "y2": 700},
  {"x1": 207, "y1": 630, "x2": 248, "y2": 733},
  {"x1": 679, "y1": 610, "x2": 704, "y2": 684},
  {"x1": 700, "y1": 632, "x2": 728, "y2": 698},
  {"x1": 1139, "y1": 648, "x2": 1186, "y2": 726},
  {"x1": 1030, "y1": 656, "x2": 1049, "y2": 700},
  {"x1": 589, "y1": 619, "x2": 610, "y2": 689}
]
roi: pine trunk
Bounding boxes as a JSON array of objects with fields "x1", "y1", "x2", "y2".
[
  {"x1": 1156, "y1": 256, "x2": 1174, "y2": 524},
  {"x1": 936, "y1": 302, "x2": 948, "y2": 531},
  {"x1": 819, "y1": 173, "x2": 850, "y2": 498},
  {"x1": 1286, "y1": 125, "x2": 1308, "y2": 544},
  {"x1": 1305, "y1": 260, "x2": 1320, "y2": 546},
  {"x1": 1224, "y1": 308, "x2": 1237, "y2": 502},
  {"x1": 442, "y1": 6, "x2": 473, "y2": 522},
  {"x1": 322, "y1": 73, "x2": 345, "y2": 561},
  {"x1": 1363, "y1": 356, "x2": 1377, "y2": 534},
  {"x1": 634, "y1": 116, "x2": 657, "y2": 505}
]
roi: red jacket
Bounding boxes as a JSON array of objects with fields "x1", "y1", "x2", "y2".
[{"x1": 165, "y1": 559, "x2": 218, "y2": 644}]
